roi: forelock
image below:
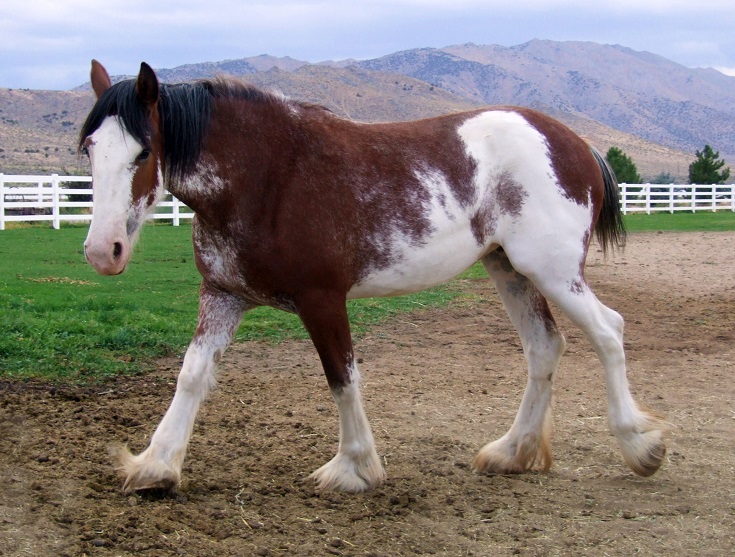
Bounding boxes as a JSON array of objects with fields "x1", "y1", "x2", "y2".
[{"x1": 79, "y1": 80, "x2": 152, "y2": 151}]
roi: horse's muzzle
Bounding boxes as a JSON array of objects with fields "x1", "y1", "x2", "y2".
[{"x1": 84, "y1": 236, "x2": 130, "y2": 276}]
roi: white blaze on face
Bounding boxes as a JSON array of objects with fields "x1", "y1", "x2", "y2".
[{"x1": 83, "y1": 116, "x2": 159, "y2": 275}]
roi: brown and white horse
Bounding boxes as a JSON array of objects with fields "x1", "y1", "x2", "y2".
[{"x1": 80, "y1": 60, "x2": 667, "y2": 493}]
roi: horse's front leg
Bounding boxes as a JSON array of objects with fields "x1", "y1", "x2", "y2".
[
  {"x1": 110, "y1": 283, "x2": 247, "y2": 492},
  {"x1": 298, "y1": 292, "x2": 386, "y2": 492}
]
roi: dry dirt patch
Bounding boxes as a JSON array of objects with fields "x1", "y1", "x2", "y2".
[{"x1": 1, "y1": 231, "x2": 734, "y2": 556}]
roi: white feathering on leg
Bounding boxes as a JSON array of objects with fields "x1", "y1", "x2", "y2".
[{"x1": 309, "y1": 363, "x2": 386, "y2": 491}]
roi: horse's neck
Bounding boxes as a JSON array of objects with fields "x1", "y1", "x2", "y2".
[{"x1": 165, "y1": 100, "x2": 295, "y2": 216}]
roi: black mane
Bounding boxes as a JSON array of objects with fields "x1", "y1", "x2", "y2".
[{"x1": 79, "y1": 77, "x2": 287, "y2": 181}]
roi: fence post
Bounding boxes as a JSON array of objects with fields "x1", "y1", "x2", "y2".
[
  {"x1": 669, "y1": 184, "x2": 674, "y2": 213},
  {"x1": 172, "y1": 194, "x2": 180, "y2": 226},
  {"x1": 691, "y1": 185, "x2": 696, "y2": 212},
  {"x1": 0, "y1": 174, "x2": 5, "y2": 231},
  {"x1": 619, "y1": 183, "x2": 626, "y2": 214},
  {"x1": 51, "y1": 174, "x2": 60, "y2": 229},
  {"x1": 644, "y1": 184, "x2": 651, "y2": 215}
]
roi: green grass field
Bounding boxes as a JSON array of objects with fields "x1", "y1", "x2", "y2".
[
  {"x1": 622, "y1": 210, "x2": 735, "y2": 231},
  {"x1": 1, "y1": 211, "x2": 733, "y2": 382},
  {"x1": 0, "y1": 225, "x2": 471, "y2": 381}
]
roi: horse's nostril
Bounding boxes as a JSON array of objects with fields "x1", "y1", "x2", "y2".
[{"x1": 113, "y1": 242, "x2": 123, "y2": 260}]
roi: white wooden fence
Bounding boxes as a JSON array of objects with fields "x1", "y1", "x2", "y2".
[
  {"x1": 619, "y1": 183, "x2": 735, "y2": 214},
  {"x1": 0, "y1": 174, "x2": 193, "y2": 230},
  {"x1": 1, "y1": 174, "x2": 734, "y2": 229}
]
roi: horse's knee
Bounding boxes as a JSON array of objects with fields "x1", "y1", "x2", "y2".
[
  {"x1": 602, "y1": 306, "x2": 624, "y2": 336},
  {"x1": 176, "y1": 346, "x2": 217, "y2": 395}
]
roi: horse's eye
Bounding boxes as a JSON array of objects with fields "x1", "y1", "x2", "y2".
[{"x1": 137, "y1": 149, "x2": 151, "y2": 163}]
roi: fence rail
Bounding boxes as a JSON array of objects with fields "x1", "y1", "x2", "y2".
[
  {"x1": 0, "y1": 174, "x2": 193, "y2": 230},
  {"x1": 619, "y1": 183, "x2": 735, "y2": 214},
  {"x1": 1, "y1": 174, "x2": 734, "y2": 229}
]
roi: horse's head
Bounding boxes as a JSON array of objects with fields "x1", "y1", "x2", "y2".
[{"x1": 80, "y1": 60, "x2": 165, "y2": 275}]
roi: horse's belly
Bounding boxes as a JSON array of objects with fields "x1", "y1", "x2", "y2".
[{"x1": 347, "y1": 227, "x2": 489, "y2": 299}]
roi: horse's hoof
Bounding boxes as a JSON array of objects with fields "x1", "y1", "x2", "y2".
[
  {"x1": 308, "y1": 453, "x2": 386, "y2": 493},
  {"x1": 624, "y1": 434, "x2": 667, "y2": 477},
  {"x1": 109, "y1": 444, "x2": 180, "y2": 492},
  {"x1": 617, "y1": 413, "x2": 670, "y2": 477}
]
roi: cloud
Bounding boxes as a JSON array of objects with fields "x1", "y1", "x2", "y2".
[{"x1": 1, "y1": 0, "x2": 734, "y2": 89}]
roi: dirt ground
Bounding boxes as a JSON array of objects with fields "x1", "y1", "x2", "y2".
[{"x1": 1, "y1": 231, "x2": 734, "y2": 557}]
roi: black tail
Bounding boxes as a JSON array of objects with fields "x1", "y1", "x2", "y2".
[{"x1": 590, "y1": 146, "x2": 626, "y2": 254}]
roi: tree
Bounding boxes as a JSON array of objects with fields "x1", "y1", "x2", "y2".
[
  {"x1": 651, "y1": 172, "x2": 674, "y2": 185},
  {"x1": 606, "y1": 147, "x2": 641, "y2": 184},
  {"x1": 688, "y1": 145, "x2": 731, "y2": 184}
]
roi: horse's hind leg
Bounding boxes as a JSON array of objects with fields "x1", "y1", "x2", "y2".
[
  {"x1": 110, "y1": 283, "x2": 247, "y2": 492},
  {"x1": 507, "y1": 245, "x2": 668, "y2": 477},
  {"x1": 473, "y1": 249, "x2": 566, "y2": 474}
]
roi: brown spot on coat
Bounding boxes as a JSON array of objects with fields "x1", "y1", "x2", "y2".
[
  {"x1": 495, "y1": 171, "x2": 527, "y2": 217},
  {"x1": 470, "y1": 171, "x2": 528, "y2": 245},
  {"x1": 512, "y1": 107, "x2": 601, "y2": 210}
]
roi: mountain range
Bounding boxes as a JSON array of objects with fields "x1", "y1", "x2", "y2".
[{"x1": 1, "y1": 40, "x2": 733, "y2": 181}]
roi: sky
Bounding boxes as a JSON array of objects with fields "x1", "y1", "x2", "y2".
[{"x1": 1, "y1": 0, "x2": 734, "y2": 90}]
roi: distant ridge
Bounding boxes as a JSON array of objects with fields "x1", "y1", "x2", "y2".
[
  {"x1": 2, "y1": 40, "x2": 733, "y2": 179},
  {"x1": 358, "y1": 40, "x2": 735, "y2": 161}
]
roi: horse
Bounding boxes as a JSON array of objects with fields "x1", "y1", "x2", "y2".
[{"x1": 80, "y1": 60, "x2": 667, "y2": 493}]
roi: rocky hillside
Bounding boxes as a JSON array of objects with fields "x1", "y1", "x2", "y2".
[
  {"x1": 2, "y1": 40, "x2": 732, "y2": 180},
  {"x1": 0, "y1": 88, "x2": 95, "y2": 175},
  {"x1": 359, "y1": 41, "x2": 735, "y2": 165},
  {"x1": 0, "y1": 66, "x2": 478, "y2": 175}
]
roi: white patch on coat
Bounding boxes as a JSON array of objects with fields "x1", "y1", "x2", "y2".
[
  {"x1": 193, "y1": 224, "x2": 241, "y2": 286},
  {"x1": 192, "y1": 222, "x2": 276, "y2": 306},
  {"x1": 456, "y1": 110, "x2": 592, "y2": 277},
  {"x1": 348, "y1": 109, "x2": 594, "y2": 299},
  {"x1": 84, "y1": 115, "x2": 155, "y2": 273},
  {"x1": 177, "y1": 161, "x2": 227, "y2": 198},
  {"x1": 347, "y1": 166, "x2": 483, "y2": 299},
  {"x1": 86, "y1": 116, "x2": 166, "y2": 246}
]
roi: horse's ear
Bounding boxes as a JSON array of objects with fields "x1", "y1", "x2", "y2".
[
  {"x1": 90, "y1": 59, "x2": 112, "y2": 99},
  {"x1": 135, "y1": 62, "x2": 159, "y2": 109}
]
